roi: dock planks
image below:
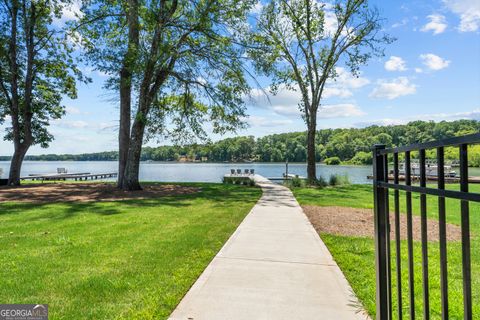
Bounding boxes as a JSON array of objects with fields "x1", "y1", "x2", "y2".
[{"x1": 21, "y1": 172, "x2": 118, "y2": 182}]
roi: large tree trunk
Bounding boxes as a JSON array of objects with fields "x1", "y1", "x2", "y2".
[
  {"x1": 306, "y1": 114, "x2": 317, "y2": 183},
  {"x1": 117, "y1": 68, "x2": 131, "y2": 188},
  {"x1": 121, "y1": 113, "x2": 146, "y2": 191},
  {"x1": 117, "y1": 0, "x2": 139, "y2": 188},
  {"x1": 119, "y1": 1, "x2": 178, "y2": 191},
  {"x1": 8, "y1": 144, "x2": 28, "y2": 186}
]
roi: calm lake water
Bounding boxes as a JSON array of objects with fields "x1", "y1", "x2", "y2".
[{"x1": 0, "y1": 161, "x2": 374, "y2": 184}]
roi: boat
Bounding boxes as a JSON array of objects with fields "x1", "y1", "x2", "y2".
[
  {"x1": 283, "y1": 173, "x2": 306, "y2": 179},
  {"x1": 394, "y1": 162, "x2": 456, "y2": 177}
]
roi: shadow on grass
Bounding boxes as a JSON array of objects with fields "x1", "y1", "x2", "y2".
[{"x1": 0, "y1": 183, "x2": 261, "y2": 220}]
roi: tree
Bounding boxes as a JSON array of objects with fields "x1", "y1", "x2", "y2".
[
  {"x1": 76, "y1": 0, "x2": 255, "y2": 190},
  {"x1": 249, "y1": 0, "x2": 392, "y2": 182},
  {"x1": 7, "y1": 119, "x2": 480, "y2": 164},
  {"x1": 0, "y1": 0, "x2": 85, "y2": 185},
  {"x1": 70, "y1": 0, "x2": 138, "y2": 188}
]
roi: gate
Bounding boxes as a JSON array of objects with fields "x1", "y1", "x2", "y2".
[{"x1": 372, "y1": 133, "x2": 478, "y2": 319}]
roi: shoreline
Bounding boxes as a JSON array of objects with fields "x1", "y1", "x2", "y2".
[{"x1": 0, "y1": 160, "x2": 371, "y2": 166}]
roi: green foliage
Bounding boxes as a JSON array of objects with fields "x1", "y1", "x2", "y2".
[
  {"x1": 315, "y1": 176, "x2": 328, "y2": 188},
  {"x1": 324, "y1": 157, "x2": 341, "y2": 165},
  {"x1": 0, "y1": 0, "x2": 87, "y2": 148},
  {"x1": 328, "y1": 174, "x2": 338, "y2": 186},
  {"x1": 0, "y1": 183, "x2": 261, "y2": 318},
  {"x1": 328, "y1": 174, "x2": 350, "y2": 186},
  {"x1": 75, "y1": 0, "x2": 256, "y2": 144},
  {"x1": 347, "y1": 151, "x2": 372, "y2": 165},
  {"x1": 284, "y1": 176, "x2": 305, "y2": 188},
  {"x1": 291, "y1": 177, "x2": 304, "y2": 187},
  {"x1": 469, "y1": 145, "x2": 480, "y2": 167},
  {"x1": 10, "y1": 120, "x2": 480, "y2": 165}
]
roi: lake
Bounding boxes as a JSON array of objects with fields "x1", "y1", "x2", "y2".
[{"x1": 0, "y1": 161, "x2": 373, "y2": 184}]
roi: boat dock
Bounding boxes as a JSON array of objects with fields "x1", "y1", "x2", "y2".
[
  {"x1": 21, "y1": 172, "x2": 118, "y2": 182},
  {"x1": 367, "y1": 174, "x2": 480, "y2": 184},
  {"x1": 224, "y1": 173, "x2": 306, "y2": 183},
  {"x1": 267, "y1": 173, "x2": 307, "y2": 181},
  {"x1": 223, "y1": 173, "x2": 256, "y2": 184}
]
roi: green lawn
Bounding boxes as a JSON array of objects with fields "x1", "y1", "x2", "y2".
[
  {"x1": 292, "y1": 184, "x2": 479, "y2": 319},
  {"x1": 0, "y1": 183, "x2": 261, "y2": 319}
]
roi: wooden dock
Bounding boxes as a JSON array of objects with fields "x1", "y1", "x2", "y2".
[
  {"x1": 223, "y1": 173, "x2": 255, "y2": 184},
  {"x1": 267, "y1": 173, "x2": 307, "y2": 181},
  {"x1": 21, "y1": 172, "x2": 118, "y2": 182}
]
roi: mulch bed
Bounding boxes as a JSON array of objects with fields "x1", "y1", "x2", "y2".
[
  {"x1": 303, "y1": 206, "x2": 462, "y2": 242},
  {"x1": 0, "y1": 183, "x2": 200, "y2": 203}
]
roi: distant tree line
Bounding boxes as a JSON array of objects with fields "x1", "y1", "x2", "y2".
[{"x1": 3, "y1": 120, "x2": 479, "y2": 165}]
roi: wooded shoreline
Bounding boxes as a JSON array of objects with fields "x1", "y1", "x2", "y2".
[{"x1": 1, "y1": 120, "x2": 479, "y2": 166}]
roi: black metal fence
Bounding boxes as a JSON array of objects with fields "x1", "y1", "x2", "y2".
[{"x1": 372, "y1": 133, "x2": 478, "y2": 320}]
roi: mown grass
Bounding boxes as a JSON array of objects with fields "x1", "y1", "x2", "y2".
[
  {"x1": 292, "y1": 184, "x2": 479, "y2": 319},
  {"x1": 0, "y1": 183, "x2": 261, "y2": 319}
]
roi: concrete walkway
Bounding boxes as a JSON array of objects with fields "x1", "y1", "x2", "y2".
[{"x1": 169, "y1": 176, "x2": 368, "y2": 320}]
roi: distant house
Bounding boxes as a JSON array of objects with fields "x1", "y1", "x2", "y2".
[{"x1": 178, "y1": 154, "x2": 206, "y2": 162}]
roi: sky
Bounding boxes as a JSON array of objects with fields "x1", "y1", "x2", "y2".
[{"x1": 0, "y1": 0, "x2": 479, "y2": 156}]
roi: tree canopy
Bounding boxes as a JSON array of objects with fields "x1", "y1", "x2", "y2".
[
  {"x1": 14, "y1": 120, "x2": 480, "y2": 166},
  {"x1": 0, "y1": 0, "x2": 86, "y2": 184},
  {"x1": 75, "y1": 0, "x2": 256, "y2": 190}
]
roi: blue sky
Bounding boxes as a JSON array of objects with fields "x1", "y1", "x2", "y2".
[{"x1": 1, "y1": 0, "x2": 479, "y2": 155}]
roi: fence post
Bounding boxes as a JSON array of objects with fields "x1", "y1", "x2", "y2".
[{"x1": 373, "y1": 144, "x2": 388, "y2": 319}]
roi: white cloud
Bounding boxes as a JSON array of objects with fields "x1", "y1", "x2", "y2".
[
  {"x1": 96, "y1": 70, "x2": 109, "y2": 77},
  {"x1": 384, "y1": 56, "x2": 407, "y2": 71},
  {"x1": 392, "y1": 18, "x2": 409, "y2": 28},
  {"x1": 354, "y1": 118, "x2": 406, "y2": 127},
  {"x1": 53, "y1": 1, "x2": 83, "y2": 27},
  {"x1": 323, "y1": 67, "x2": 370, "y2": 98},
  {"x1": 421, "y1": 14, "x2": 448, "y2": 34},
  {"x1": 248, "y1": 69, "x2": 369, "y2": 117},
  {"x1": 332, "y1": 67, "x2": 370, "y2": 89},
  {"x1": 415, "y1": 67, "x2": 423, "y2": 73},
  {"x1": 53, "y1": 119, "x2": 89, "y2": 129},
  {"x1": 52, "y1": 119, "x2": 112, "y2": 131},
  {"x1": 66, "y1": 31, "x2": 84, "y2": 50},
  {"x1": 354, "y1": 108, "x2": 480, "y2": 127},
  {"x1": 250, "y1": 1, "x2": 263, "y2": 14},
  {"x1": 318, "y1": 104, "x2": 365, "y2": 119},
  {"x1": 426, "y1": 109, "x2": 480, "y2": 121},
  {"x1": 249, "y1": 86, "x2": 302, "y2": 116},
  {"x1": 98, "y1": 122, "x2": 113, "y2": 130},
  {"x1": 420, "y1": 53, "x2": 450, "y2": 70},
  {"x1": 324, "y1": 10, "x2": 339, "y2": 36},
  {"x1": 323, "y1": 87, "x2": 352, "y2": 98},
  {"x1": 369, "y1": 77, "x2": 417, "y2": 100},
  {"x1": 247, "y1": 116, "x2": 293, "y2": 127},
  {"x1": 65, "y1": 106, "x2": 81, "y2": 115},
  {"x1": 265, "y1": 102, "x2": 366, "y2": 119},
  {"x1": 443, "y1": 0, "x2": 480, "y2": 32},
  {"x1": 271, "y1": 104, "x2": 301, "y2": 116}
]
